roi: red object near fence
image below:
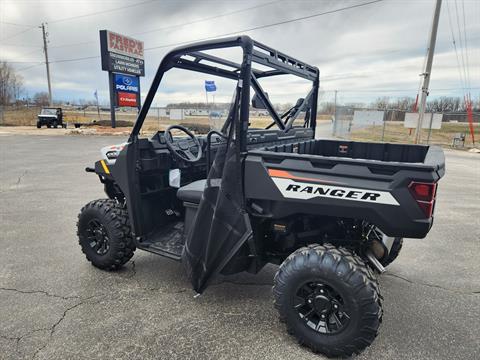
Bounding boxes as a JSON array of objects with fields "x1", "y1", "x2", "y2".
[{"x1": 465, "y1": 94, "x2": 475, "y2": 145}]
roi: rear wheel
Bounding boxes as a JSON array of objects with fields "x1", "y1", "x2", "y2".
[
  {"x1": 36, "y1": 122, "x2": 41, "y2": 128},
  {"x1": 273, "y1": 244, "x2": 382, "y2": 357},
  {"x1": 52, "y1": 121, "x2": 58, "y2": 128},
  {"x1": 77, "y1": 199, "x2": 135, "y2": 270}
]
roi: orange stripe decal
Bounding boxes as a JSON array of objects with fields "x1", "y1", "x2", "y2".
[{"x1": 268, "y1": 168, "x2": 342, "y2": 185}]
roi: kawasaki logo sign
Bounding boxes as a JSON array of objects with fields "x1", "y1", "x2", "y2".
[{"x1": 271, "y1": 177, "x2": 399, "y2": 206}]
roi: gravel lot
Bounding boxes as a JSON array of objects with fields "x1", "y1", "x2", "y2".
[{"x1": 0, "y1": 134, "x2": 479, "y2": 360}]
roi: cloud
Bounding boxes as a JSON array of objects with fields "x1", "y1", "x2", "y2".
[{"x1": 0, "y1": 0, "x2": 478, "y2": 106}]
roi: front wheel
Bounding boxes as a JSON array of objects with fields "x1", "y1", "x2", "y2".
[
  {"x1": 273, "y1": 244, "x2": 382, "y2": 357},
  {"x1": 77, "y1": 199, "x2": 135, "y2": 270}
]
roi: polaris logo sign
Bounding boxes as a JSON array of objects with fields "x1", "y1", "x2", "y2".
[
  {"x1": 271, "y1": 178, "x2": 399, "y2": 206},
  {"x1": 115, "y1": 74, "x2": 139, "y2": 93}
]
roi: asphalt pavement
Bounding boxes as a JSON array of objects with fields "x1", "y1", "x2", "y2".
[{"x1": 0, "y1": 134, "x2": 479, "y2": 360}]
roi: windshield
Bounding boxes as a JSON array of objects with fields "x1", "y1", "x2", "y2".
[
  {"x1": 41, "y1": 109, "x2": 57, "y2": 115},
  {"x1": 140, "y1": 70, "x2": 314, "y2": 138},
  {"x1": 140, "y1": 68, "x2": 237, "y2": 138}
]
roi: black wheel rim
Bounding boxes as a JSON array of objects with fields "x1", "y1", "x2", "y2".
[
  {"x1": 294, "y1": 281, "x2": 350, "y2": 334},
  {"x1": 86, "y1": 219, "x2": 110, "y2": 255}
]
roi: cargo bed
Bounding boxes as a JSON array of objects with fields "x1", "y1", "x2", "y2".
[{"x1": 244, "y1": 138, "x2": 445, "y2": 238}]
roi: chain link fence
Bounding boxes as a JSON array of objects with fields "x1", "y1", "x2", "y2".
[
  {"x1": 330, "y1": 106, "x2": 479, "y2": 148},
  {"x1": 2, "y1": 103, "x2": 478, "y2": 148}
]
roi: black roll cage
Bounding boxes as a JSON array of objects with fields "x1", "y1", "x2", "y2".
[{"x1": 129, "y1": 35, "x2": 319, "y2": 151}]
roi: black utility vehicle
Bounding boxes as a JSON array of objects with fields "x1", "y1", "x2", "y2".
[
  {"x1": 37, "y1": 107, "x2": 63, "y2": 128},
  {"x1": 77, "y1": 36, "x2": 445, "y2": 357}
]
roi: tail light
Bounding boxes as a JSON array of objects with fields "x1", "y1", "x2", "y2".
[{"x1": 408, "y1": 181, "x2": 437, "y2": 217}]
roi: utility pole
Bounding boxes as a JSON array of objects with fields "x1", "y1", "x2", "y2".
[
  {"x1": 332, "y1": 90, "x2": 338, "y2": 136},
  {"x1": 414, "y1": 0, "x2": 442, "y2": 144},
  {"x1": 41, "y1": 23, "x2": 52, "y2": 106}
]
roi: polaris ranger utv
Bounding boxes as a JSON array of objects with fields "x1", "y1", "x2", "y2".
[{"x1": 77, "y1": 36, "x2": 445, "y2": 357}]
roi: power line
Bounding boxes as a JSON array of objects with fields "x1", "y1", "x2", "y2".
[
  {"x1": 145, "y1": 0, "x2": 385, "y2": 52},
  {"x1": 16, "y1": 62, "x2": 44, "y2": 72},
  {"x1": 50, "y1": 55, "x2": 99, "y2": 64},
  {"x1": 49, "y1": 0, "x2": 284, "y2": 50},
  {"x1": 460, "y1": 0, "x2": 471, "y2": 90},
  {"x1": 14, "y1": 47, "x2": 44, "y2": 59},
  {"x1": 0, "y1": 21, "x2": 36, "y2": 27},
  {"x1": 48, "y1": 0, "x2": 158, "y2": 24},
  {"x1": 0, "y1": 26, "x2": 37, "y2": 42},
  {"x1": 453, "y1": 0, "x2": 469, "y2": 90},
  {"x1": 1, "y1": 0, "x2": 159, "y2": 48},
  {"x1": 43, "y1": 0, "x2": 385, "y2": 64},
  {"x1": 132, "y1": 0, "x2": 284, "y2": 37},
  {"x1": 3, "y1": 61, "x2": 42, "y2": 64},
  {"x1": 446, "y1": 0, "x2": 467, "y2": 92},
  {"x1": 0, "y1": 42, "x2": 39, "y2": 48},
  {"x1": 325, "y1": 87, "x2": 480, "y2": 93}
]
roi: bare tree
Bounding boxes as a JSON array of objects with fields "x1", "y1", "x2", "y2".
[
  {"x1": 371, "y1": 97, "x2": 390, "y2": 110},
  {"x1": 11, "y1": 73, "x2": 24, "y2": 104},
  {"x1": 33, "y1": 92, "x2": 50, "y2": 106},
  {"x1": 0, "y1": 62, "x2": 24, "y2": 105},
  {"x1": 0, "y1": 62, "x2": 12, "y2": 105},
  {"x1": 392, "y1": 97, "x2": 416, "y2": 111},
  {"x1": 318, "y1": 102, "x2": 335, "y2": 114}
]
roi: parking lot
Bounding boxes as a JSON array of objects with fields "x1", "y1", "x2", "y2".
[{"x1": 0, "y1": 134, "x2": 479, "y2": 360}]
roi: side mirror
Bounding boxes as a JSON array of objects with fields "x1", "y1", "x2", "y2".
[
  {"x1": 294, "y1": 98, "x2": 304, "y2": 109},
  {"x1": 252, "y1": 92, "x2": 269, "y2": 109}
]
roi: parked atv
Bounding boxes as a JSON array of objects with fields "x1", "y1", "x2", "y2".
[
  {"x1": 77, "y1": 36, "x2": 445, "y2": 357},
  {"x1": 37, "y1": 107, "x2": 63, "y2": 128}
]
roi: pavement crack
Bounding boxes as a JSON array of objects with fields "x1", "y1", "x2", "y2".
[
  {"x1": 31, "y1": 295, "x2": 99, "y2": 359},
  {"x1": 384, "y1": 273, "x2": 478, "y2": 295},
  {"x1": 128, "y1": 260, "x2": 136, "y2": 279},
  {"x1": 16, "y1": 170, "x2": 27, "y2": 185},
  {"x1": 0, "y1": 334, "x2": 21, "y2": 343},
  {"x1": 0, "y1": 170, "x2": 28, "y2": 193},
  {"x1": 143, "y1": 287, "x2": 188, "y2": 293},
  {"x1": 0, "y1": 287, "x2": 80, "y2": 300}
]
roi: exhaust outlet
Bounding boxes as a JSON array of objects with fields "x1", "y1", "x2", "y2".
[{"x1": 365, "y1": 249, "x2": 386, "y2": 273}]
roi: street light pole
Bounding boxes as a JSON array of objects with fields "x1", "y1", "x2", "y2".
[{"x1": 414, "y1": 0, "x2": 442, "y2": 144}]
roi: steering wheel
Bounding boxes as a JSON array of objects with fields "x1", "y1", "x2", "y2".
[{"x1": 165, "y1": 125, "x2": 203, "y2": 163}]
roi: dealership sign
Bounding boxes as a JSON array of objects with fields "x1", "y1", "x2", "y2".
[
  {"x1": 100, "y1": 30, "x2": 145, "y2": 76},
  {"x1": 100, "y1": 30, "x2": 144, "y2": 124}
]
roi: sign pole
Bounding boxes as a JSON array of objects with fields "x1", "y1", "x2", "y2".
[
  {"x1": 137, "y1": 77, "x2": 141, "y2": 112},
  {"x1": 381, "y1": 110, "x2": 387, "y2": 141},
  {"x1": 427, "y1": 112, "x2": 434, "y2": 144},
  {"x1": 108, "y1": 72, "x2": 116, "y2": 128}
]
